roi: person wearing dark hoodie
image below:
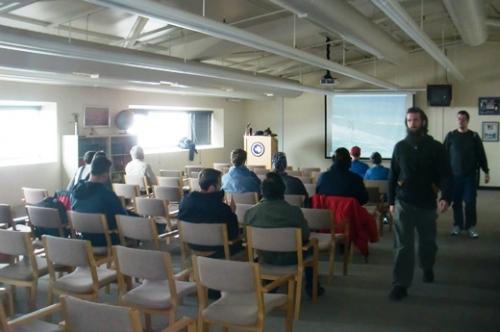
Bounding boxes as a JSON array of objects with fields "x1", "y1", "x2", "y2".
[
  {"x1": 316, "y1": 147, "x2": 369, "y2": 205},
  {"x1": 178, "y1": 168, "x2": 241, "y2": 258},
  {"x1": 71, "y1": 156, "x2": 126, "y2": 246}
]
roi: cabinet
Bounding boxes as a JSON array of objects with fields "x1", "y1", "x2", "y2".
[{"x1": 63, "y1": 135, "x2": 137, "y2": 183}]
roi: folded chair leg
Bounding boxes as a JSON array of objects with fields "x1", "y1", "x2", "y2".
[{"x1": 285, "y1": 280, "x2": 294, "y2": 332}]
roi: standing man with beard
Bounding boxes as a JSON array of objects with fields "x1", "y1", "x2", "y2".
[{"x1": 388, "y1": 107, "x2": 453, "y2": 301}]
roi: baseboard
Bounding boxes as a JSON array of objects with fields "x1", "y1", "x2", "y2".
[{"x1": 478, "y1": 186, "x2": 500, "y2": 191}]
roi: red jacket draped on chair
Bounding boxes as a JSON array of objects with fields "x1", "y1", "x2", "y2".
[{"x1": 311, "y1": 195, "x2": 378, "y2": 256}]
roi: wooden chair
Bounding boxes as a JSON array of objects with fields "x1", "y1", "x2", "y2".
[
  {"x1": 188, "y1": 178, "x2": 201, "y2": 192},
  {"x1": 113, "y1": 183, "x2": 141, "y2": 210},
  {"x1": 125, "y1": 174, "x2": 150, "y2": 195},
  {"x1": 178, "y1": 221, "x2": 243, "y2": 267},
  {"x1": 252, "y1": 168, "x2": 269, "y2": 175},
  {"x1": 0, "y1": 230, "x2": 48, "y2": 310},
  {"x1": 154, "y1": 186, "x2": 182, "y2": 204},
  {"x1": 116, "y1": 215, "x2": 174, "y2": 250},
  {"x1": 67, "y1": 211, "x2": 113, "y2": 266},
  {"x1": 160, "y1": 170, "x2": 184, "y2": 177},
  {"x1": 303, "y1": 183, "x2": 316, "y2": 197},
  {"x1": 193, "y1": 256, "x2": 294, "y2": 332},
  {"x1": 235, "y1": 203, "x2": 254, "y2": 225},
  {"x1": 284, "y1": 194, "x2": 306, "y2": 207},
  {"x1": 1, "y1": 295, "x2": 144, "y2": 332},
  {"x1": 114, "y1": 246, "x2": 196, "y2": 331},
  {"x1": 21, "y1": 187, "x2": 48, "y2": 205},
  {"x1": 0, "y1": 287, "x2": 14, "y2": 318},
  {"x1": 246, "y1": 226, "x2": 319, "y2": 320},
  {"x1": 364, "y1": 180, "x2": 392, "y2": 235},
  {"x1": 0, "y1": 204, "x2": 29, "y2": 232},
  {"x1": 185, "y1": 165, "x2": 204, "y2": 178},
  {"x1": 213, "y1": 163, "x2": 231, "y2": 171},
  {"x1": 287, "y1": 170, "x2": 302, "y2": 177},
  {"x1": 43, "y1": 236, "x2": 117, "y2": 303},
  {"x1": 228, "y1": 192, "x2": 259, "y2": 205},
  {"x1": 157, "y1": 176, "x2": 182, "y2": 188},
  {"x1": 135, "y1": 197, "x2": 176, "y2": 234},
  {"x1": 299, "y1": 168, "x2": 321, "y2": 177},
  {"x1": 301, "y1": 208, "x2": 342, "y2": 282},
  {"x1": 26, "y1": 205, "x2": 67, "y2": 238},
  {"x1": 297, "y1": 176, "x2": 313, "y2": 184},
  {"x1": 161, "y1": 317, "x2": 196, "y2": 332}
]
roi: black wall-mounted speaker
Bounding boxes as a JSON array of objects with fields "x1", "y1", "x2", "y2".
[{"x1": 427, "y1": 84, "x2": 452, "y2": 107}]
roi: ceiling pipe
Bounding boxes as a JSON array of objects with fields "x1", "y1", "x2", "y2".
[
  {"x1": 0, "y1": 25, "x2": 328, "y2": 96},
  {"x1": 371, "y1": 0, "x2": 465, "y2": 82},
  {"x1": 269, "y1": 0, "x2": 408, "y2": 64},
  {"x1": 442, "y1": 0, "x2": 487, "y2": 46},
  {"x1": 83, "y1": 0, "x2": 400, "y2": 90}
]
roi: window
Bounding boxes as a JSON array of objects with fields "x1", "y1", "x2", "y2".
[
  {"x1": 0, "y1": 103, "x2": 57, "y2": 167},
  {"x1": 127, "y1": 107, "x2": 213, "y2": 153},
  {"x1": 325, "y1": 93, "x2": 413, "y2": 158}
]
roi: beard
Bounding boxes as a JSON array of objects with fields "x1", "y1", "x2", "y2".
[{"x1": 406, "y1": 126, "x2": 425, "y2": 137}]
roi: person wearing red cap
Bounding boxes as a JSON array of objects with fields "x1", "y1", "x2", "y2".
[{"x1": 350, "y1": 146, "x2": 369, "y2": 178}]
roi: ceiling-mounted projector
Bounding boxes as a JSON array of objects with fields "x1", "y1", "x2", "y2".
[{"x1": 321, "y1": 71, "x2": 336, "y2": 86}]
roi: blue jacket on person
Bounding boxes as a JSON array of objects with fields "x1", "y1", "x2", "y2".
[
  {"x1": 221, "y1": 166, "x2": 261, "y2": 193},
  {"x1": 364, "y1": 165, "x2": 390, "y2": 180},
  {"x1": 350, "y1": 160, "x2": 369, "y2": 178}
]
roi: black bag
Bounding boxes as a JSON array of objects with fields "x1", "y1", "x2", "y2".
[{"x1": 32, "y1": 195, "x2": 69, "y2": 238}]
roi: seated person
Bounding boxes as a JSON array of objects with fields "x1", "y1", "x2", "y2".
[
  {"x1": 222, "y1": 148, "x2": 261, "y2": 193},
  {"x1": 364, "y1": 152, "x2": 389, "y2": 180},
  {"x1": 244, "y1": 172, "x2": 324, "y2": 297},
  {"x1": 316, "y1": 147, "x2": 369, "y2": 205},
  {"x1": 349, "y1": 146, "x2": 369, "y2": 178},
  {"x1": 178, "y1": 168, "x2": 241, "y2": 258},
  {"x1": 125, "y1": 145, "x2": 158, "y2": 186},
  {"x1": 71, "y1": 156, "x2": 127, "y2": 246},
  {"x1": 67, "y1": 150, "x2": 95, "y2": 191},
  {"x1": 272, "y1": 152, "x2": 309, "y2": 207}
]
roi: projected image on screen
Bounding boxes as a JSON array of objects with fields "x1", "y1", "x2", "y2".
[{"x1": 325, "y1": 93, "x2": 413, "y2": 159}]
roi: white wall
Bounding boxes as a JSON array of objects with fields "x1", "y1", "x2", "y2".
[
  {"x1": 0, "y1": 81, "x2": 246, "y2": 208},
  {"x1": 244, "y1": 42, "x2": 500, "y2": 186}
]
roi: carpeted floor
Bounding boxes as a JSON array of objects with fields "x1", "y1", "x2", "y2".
[{"x1": 8, "y1": 191, "x2": 500, "y2": 331}]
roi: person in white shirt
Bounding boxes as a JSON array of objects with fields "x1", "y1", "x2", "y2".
[
  {"x1": 67, "y1": 150, "x2": 95, "y2": 191},
  {"x1": 125, "y1": 145, "x2": 157, "y2": 186}
]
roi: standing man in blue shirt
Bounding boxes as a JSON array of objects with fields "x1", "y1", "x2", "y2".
[
  {"x1": 222, "y1": 148, "x2": 261, "y2": 193},
  {"x1": 350, "y1": 146, "x2": 369, "y2": 178}
]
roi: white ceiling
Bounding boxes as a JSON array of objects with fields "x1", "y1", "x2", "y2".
[{"x1": 0, "y1": 0, "x2": 498, "y2": 99}]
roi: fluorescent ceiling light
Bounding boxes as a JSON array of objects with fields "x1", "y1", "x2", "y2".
[
  {"x1": 371, "y1": 0, "x2": 465, "y2": 81},
  {"x1": 264, "y1": 92, "x2": 274, "y2": 97}
]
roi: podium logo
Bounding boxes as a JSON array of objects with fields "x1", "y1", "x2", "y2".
[{"x1": 250, "y1": 142, "x2": 265, "y2": 157}]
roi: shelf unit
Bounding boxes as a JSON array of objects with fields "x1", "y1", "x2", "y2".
[{"x1": 63, "y1": 134, "x2": 137, "y2": 183}]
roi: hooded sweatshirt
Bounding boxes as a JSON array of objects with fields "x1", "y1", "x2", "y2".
[{"x1": 71, "y1": 180, "x2": 126, "y2": 246}]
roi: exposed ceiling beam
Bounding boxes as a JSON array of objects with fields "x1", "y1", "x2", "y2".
[
  {"x1": 47, "y1": 7, "x2": 105, "y2": 28},
  {"x1": 371, "y1": 0, "x2": 465, "y2": 81},
  {"x1": 0, "y1": 0, "x2": 39, "y2": 14},
  {"x1": 123, "y1": 16, "x2": 148, "y2": 47},
  {"x1": 111, "y1": 25, "x2": 172, "y2": 46},
  {"x1": 83, "y1": 0, "x2": 399, "y2": 89},
  {"x1": 0, "y1": 25, "x2": 329, "y2": 96}
]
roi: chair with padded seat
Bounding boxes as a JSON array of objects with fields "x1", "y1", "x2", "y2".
[
  {"x1": 43, "y1": 235, "x2": 117, "y2": 303},
  {"x1": 135, "y1": 197, "x2": 177, "y2": 236},
  {"x1": 301, "y1": 208, "x2": 343, "y2": 282},
  {"x1": 303, "y1": 183, "x2": 316, "y2": 198},
  {"x1": 125, "y1": 174, "x2": 150, "y2": 195},
  {"x1": 178, "y1": 221, "x2": 244, "y2": 267},
  {"x1": 154, "y1": 186, "x2": 182, "y2": 205},
  {"x1": 284, "y1": 195, "x2": 306, "y2": 207},
  {"x1": 21, "y1": 187, "x2": 48, "y2": 205},
  {"x1": 228, "y1": 192, "x2": 259, "y2": 205},
  {"x1": 193, "y1": 256, "x2": 294, "y2": 332},
  {"x1": 0, "y1": 301, "x2": 60, "y2": 332},
  {"x1": 116, "y1": 215, "x2": 175, "y2": 251},
  {"x1": 157, "y1": 177, "x2": 182, "y2": 188},
  {"x1": 113, "y1": 183, "x2": 141, "y2": 210},
  {"x1": 114, "y1": 245, "x2": 196, "y2": 331},
  {"x1": 235, "y1": 203, "x2": 254, "y2": 226},
  {"x1": 299, "y1": 168, "x2": 321, "y2": 178},
  {"x1": 0, "y1": 229, "x2": 48, "y2": 310},
  {"x1": 160, "y1": 170, "x2": 184, "y2": 178},
  {"x1": 26, "y1": 205, "x2": 68, "y2": 238},
  {"x1": 0, "y1": 204, "x2": 30, "y2": 232},
  {"x1": 246, "y1": 226, "x2": 319, "y2": 320},
  {"x1": 67, "y1": 211, "x2": 114, "y2": 266}
]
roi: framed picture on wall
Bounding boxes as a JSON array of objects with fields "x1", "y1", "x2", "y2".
[
  {"x1": 481, "y1": 121, "x2": 499, "y2": 142},
  {"x1": 478, "y1": 97, "x2": 500, "y2": 115}
]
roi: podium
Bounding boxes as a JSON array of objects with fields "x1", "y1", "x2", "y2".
[{"x1": 243, "y1": 135, "x2": 278, "y2": 170}]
